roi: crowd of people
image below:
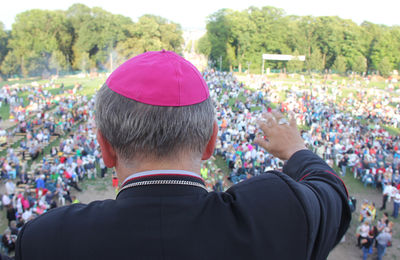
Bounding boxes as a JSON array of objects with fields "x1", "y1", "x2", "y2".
[
  {"x1": 202, "y1": 70, "x2": 399, "y2": 258},
  {"x1": 204, "y1": 71, "x2": 400, "y2": 195},
  {"x1": 0, "y1": 70, "x2": 398, "y2": 258},
  {"x1": 356, "y1": 201, "x2": 393, "y2": 259},
  {"x1": 0, "y1": 82, "x2": 105, "y2": 255}
]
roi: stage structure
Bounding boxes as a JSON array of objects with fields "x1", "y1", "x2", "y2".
[{"x1": 262, "y1": 54, "x2": 305, "y2": 74}]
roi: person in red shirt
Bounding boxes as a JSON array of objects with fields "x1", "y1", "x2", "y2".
[{"x1": 60, "y1": 155, "x2": 66, "y2": 164}]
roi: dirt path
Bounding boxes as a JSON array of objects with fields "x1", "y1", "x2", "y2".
[
  {"x1": 71, "y1": 175, "x2": 116, "y2": 203},
  {"x1": 0, "y1": 119, "x2": 17, "y2": 130}
]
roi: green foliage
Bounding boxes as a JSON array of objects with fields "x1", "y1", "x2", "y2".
[
  {"x1": 0, "y1": 22, "x2": 9, "y2": 76},
  {"x1": 363, "y1": 22, "x2": 400, "y2": 74},
  {"x1": 286, "y1": 50, "x2": 303, "y2": 73},
  {"x1": 383, "y1": 125, "x2": 400, "y2": 136},
  {"x1": 2, "y1": 4, "x2": 399, "y2": 78},
  {"x1": 307, "y1": 48, "x2": 324, "y2": 72},
  {"x1": 351, "y1": 55, "x2": 367, "y2": 74},
  {"x1": 201, "y1": 7, "x2": 400, "y2": 75},
  {"x1": 4, "y1": 9, "x2": 74, "y2": 77},
  {"x1": 332, "y1": 55, "x2": 347, "y2": 74},
  {"x1": 0, "y1": 4, "x2": 184, "y2": 78},
  {"x1": 116, "y1": 15, "x2": 183, "y2": 61},
  {"x1": 313, "y1": 17, "x2": 343, "y2": 68},
  {"x1": 205, "y1": 9, "x2": 231, "y2": 70},
  {"x1": 377, "y1": 57, "x2": 392, "y2": 77},
  {"x1": 71, "y1": 7, "x2": 132, "y2": 70},
  {"x1": 0, "y1": 46, "x2": 18, "y2": 77},
  {"x1": 196, "y1": 34, "x2": 211, "y2": 56}
]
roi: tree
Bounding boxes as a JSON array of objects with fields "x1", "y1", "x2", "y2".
[
  {"x1": 196, "y1": 34, "x2": 211, "y2": 56},
  {"x1": 5, "y1": 9, "x2": 73, "y2": 76},
  {"x1": 306, "y1": 48, "x2": 324, "y2": 72},
  {"x1": 3, "y1": 4, "x2": 400, "y2": 77},
  {"x1": 201, "y1": 6, "x2": 400, "y2": 75},
  {"x1": 369, "y1": 30, "x2": 396, "y2": 72},
  {"x1": 378, "y1": 57, "x2": 392, "y2": 77},
  {"x1": 351, "y1": 55, "x2": 367, "y2": 75},
  {"x1": 72, "y1": 7, "x2": 132, "y2": 70},
  {"x1": 49, "y1": 50, "x2": 68, "y2": 75},
  {"x1": 0, "y1": 22, "x2": 10, "y2": 76},
  {"x1": 290, "y1": 16, "x2": 317, "y2": 71},
  {"x1": 311, "y1": 17, "x2": 339, "y2": 69},
  {"x1": 1, "y1": 51, "x2": 19, "y2": 77},
  {"x1": 203, "y1": 6, "x2": 292, "y2": 71},
  {"x1": 332, "y1": 56, "x2": 347, "y2": 74},
  {"x1": 286, "y1": 50, "x2": 303, "y2": 73},
  {"x1": 205, "y1": 9, "x2": 231, "y2": 70},
  {"x1": 66, "y1": 3, "x2": 92, "y2": 70},
  {"x1": 116, "y1": 15, "x2": 183, "y2": 61},
  {"x1": 225, "y1": 9, "x2": 255, "y2": 71},
  {"x1": 72, "y1": 49, "x2": 91, "y2": 72},
  {"x1": 245, "y1": 6, "x2": 289, "y2": 71},
  {"x1": 0, "y1": 5, "x2": 184, "y2": 77}
]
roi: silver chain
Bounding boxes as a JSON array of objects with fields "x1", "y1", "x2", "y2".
[{"x1": 118, "y1": 179, "x2": 207, "y2": 195}]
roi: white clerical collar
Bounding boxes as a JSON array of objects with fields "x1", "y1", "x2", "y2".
[{"x1": 121, "y1": 170, "x2": 203, "y2": 187}]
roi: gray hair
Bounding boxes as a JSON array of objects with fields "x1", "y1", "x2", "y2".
[{"x1": 95, "y1": 84, "x2": 215, "y2": 163}]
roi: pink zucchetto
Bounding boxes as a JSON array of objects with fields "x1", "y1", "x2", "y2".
[{"x1": 105, "y1": 50, "x2": 210, "y2": 106}]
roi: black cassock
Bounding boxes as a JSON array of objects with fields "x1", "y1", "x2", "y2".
[{"x1": 16, "y1": 150, "x2": 351, "y2": 260}]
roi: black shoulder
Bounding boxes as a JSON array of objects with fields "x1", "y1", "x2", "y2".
[
  {"x1": 25, "y1": 203, "x2": 86, "y2": 230},
  {"x1": 24, "y1": 199, "x2": 116, "y2": 230},
  {"x1": 16, "y1": 199, "x2": 117, "y2": 259},
  {"x1": 223, "y1": 171, "x2": 307, "y2": 210}
]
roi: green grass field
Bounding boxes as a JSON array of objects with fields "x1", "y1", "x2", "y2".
[{"x1": 0, "y1": 75, "x2": 106, "y2": 121}]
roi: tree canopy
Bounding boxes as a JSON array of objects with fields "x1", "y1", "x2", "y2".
[
  {"x1": 198, "y1": 6, "x2": 400, "y2": 76},
  {"x1": 1, "y1": 4, "x2": 399, "y2": 78},
  {"x1": 0, "y1": 4, "x2": 183, "y2": 77}
]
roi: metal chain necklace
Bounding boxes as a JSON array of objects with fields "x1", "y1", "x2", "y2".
[{"x1": 118, "y1": 179, "x2": 207, "y2": 195}]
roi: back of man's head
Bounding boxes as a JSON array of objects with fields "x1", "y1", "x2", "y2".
[{"x1": 95, "y1": 51, "x2": 215, "y2": 164}]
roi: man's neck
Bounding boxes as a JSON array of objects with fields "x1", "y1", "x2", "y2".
[{"x1": 115, "y1": 156, "x2": 202, "y2": 184}]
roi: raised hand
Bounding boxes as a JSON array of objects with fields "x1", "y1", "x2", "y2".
[{"x1": 254, "y1": 110, "x2": 306, "y2": 161}]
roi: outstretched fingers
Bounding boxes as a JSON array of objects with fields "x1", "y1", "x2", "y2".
[
  {"x1": 254, "y1": 135, "x2": 270, "y2": 151},
  {"x1": 289, "y1": 112, "x2": 297, "y2": 127}
]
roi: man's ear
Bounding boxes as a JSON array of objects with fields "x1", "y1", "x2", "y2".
[
  {"x1": 97, "y1": 129, "x2": 117, "y2": 168},
  {"x1": 202, "y1": 121, "x2": 218, "y2": 160}
]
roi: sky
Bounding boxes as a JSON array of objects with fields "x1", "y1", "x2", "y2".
[{"x1": 1, "y1": 0, "x2": 399, "y2": 30}]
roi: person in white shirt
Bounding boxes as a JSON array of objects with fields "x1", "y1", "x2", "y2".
[
  {"x1": 380, "y1": 183, "x2": 396, "y2": 210},
  {"x1": 391, "y1": 189, "x2": 400, "y2": 218},
  {"x1": 5, "y1": 180, "x2": 16, "y2": 196},
  {"x1": 357, "y1": 221, "x2": 370, "y2": 247},
  {"x1": 2, "y1": 194, "x2": 11, "y2": 208},
  {"x1": 63, "y1": 144, "x2": 72, "y2": 154},
  {"x1": 22, "y1": 209, "x2": 33, "y2": 222},
  {"x1": 36, "y1": 132, "x2": 43, "y2": 142}
]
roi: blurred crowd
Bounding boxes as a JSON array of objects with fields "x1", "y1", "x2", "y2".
[
  {"x1": 0, "y1": 82, "x2": 105, "y2": 255},
  {"x1": 204, "y1": 71, "x2": 400, "y2": 194},
  {"x1": 355, "y1": 200, "x2": 393, "y2": 259},
  {"x1": 0, "y1": 70, "x2": 399, "y2": 258},
  {"x1": 203, "y1": 70, "x2": 399, "y2": 259}
]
